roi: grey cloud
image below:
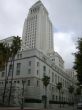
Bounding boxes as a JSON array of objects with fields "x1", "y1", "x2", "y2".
[
  {"x1": 42, "y1": 0, "x2": 82, "y2": 34},
  {"x1": 0, "y1": 0, "x2": 82, "y2": 37},
  {"x1": 0, "y1": 0, "x2": 82, "y2": 68},
  {"x1": 54, "y1": 32, "x2": 76, "y2": 68}
]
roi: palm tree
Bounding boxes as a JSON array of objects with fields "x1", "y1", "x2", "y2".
[
  {"x1": 2, "y1": 43, "x2": 11, "y2": 105},
  {"x1": 68, "y1": 85, "x2": 74, "y2": 104},
  {"x1": 0, "y1": 43, "x2": 6, "y2": 70},
  {"x1": 56, "y1": 82, "x2": 62, "y2": 107},
  {"x1": 42, "y1": 75, "x2": 50, "y2": 108},
  {"x1": 8, "y1": 36, "x2": 21, "y2": 105},
  {"x1": 0, "y1": 42, "x2": 11, "y2": 104}
]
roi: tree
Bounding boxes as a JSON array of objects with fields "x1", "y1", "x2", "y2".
[
  {"x1": 56, "y1": 82, "x2": 62, "y2": 107},
  {"x1": 0, "y1": 42, "x2": 11, "y2": 104},
  {"x1": 74, "y1": 38, "x2": 82, "y2": 84},
  {"x1": 8, "y1": 36, "x2": 21, "y2": 105},
  {"x1": 75, "y1": 87, "x2": 81, "y2": 103},
  {"x1": 68, "y1": 85, "x2": 74, "y2": 103},
  {"x1": 2, "y1": 43, "x2": 11, "y2": 105},
  {"x1": 42, "y1": 75, "x2": 50, "y2": 108},
  {"x1": 0, "y1": 43, "x2": 6, "y2": 70}
]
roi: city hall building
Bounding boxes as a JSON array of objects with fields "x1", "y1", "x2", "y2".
[{"x1": 0, "y1": 1, "x2": 77, "y2": 108}]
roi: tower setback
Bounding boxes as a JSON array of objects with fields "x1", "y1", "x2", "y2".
[{"x1": 22, "y1": 1, "x2": 54, "y2": 55}]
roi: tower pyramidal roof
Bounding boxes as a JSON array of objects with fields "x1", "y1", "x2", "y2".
[
  {"x1": 32, "y1": 0, "x2": 43, "y2": 7},
  {"x1": 30, "y1": 0, "x2": 48, "y2": 13}
]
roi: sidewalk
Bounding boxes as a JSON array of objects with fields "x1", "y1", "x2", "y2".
[
  {"x1": 48, "y1": 105, "x2": 77, "y2": 110},
  {"x1": 0, "y1": 105, "x2": 77, "y2": 110}
]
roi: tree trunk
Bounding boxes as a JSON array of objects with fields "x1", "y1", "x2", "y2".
[
  {"x1": 59, "y1": 90, "x2": 61, "y2": 108},
  {"x1": 21, "y1": 81, "x2": 25, "y2": 110},
  {"x1": 8, "y1": 57, "x2": 14, "y2": 106},
  {"x1": 2, "y1": 63, "x2": 7, "y2": 105},
  {"x1": 44, "y1": 86, "x2": 47, "y2": 109}
]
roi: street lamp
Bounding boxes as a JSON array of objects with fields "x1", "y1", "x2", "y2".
[{"x1": 21, "y1": 79, "x2": 26, "y2": 110}]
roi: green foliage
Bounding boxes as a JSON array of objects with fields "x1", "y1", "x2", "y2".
[
  {"x1": 42, "y1": 76, "x2": 50, "y2": 87},
  {"x1": 68, "y1": 85, "x2": 74, "y2": 94},
  {"x1": 0, "y1": 43, "x2": 10, "y2": 70},
  {"x1": 0, "y1": 36, "x2": 21, "y2": 70},
  {"x1": 0, "y1": 43, "x2": 5, "y2": 69},
  {"x1": 10, "y1": 36, "x2": 21, "y2": 58},
  {"x1": 74, "y1": 38, "x2": 82, "y2": 84},
  {"x1": 56, "y1": 82, "x2": 62, "y2": 91},
  {"x1": 42, "y1": 76, "x2": 50, "y2": 109}
]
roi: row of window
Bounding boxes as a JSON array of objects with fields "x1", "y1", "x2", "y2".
[
  {"x1": 1, "y1": 61, "x2": 71, "y2": 88},
  {"x1": 43, "y1": 66, "x2": 70, "y2": 88},
  {"x1": 52, "y1": 95, "x2": 70, "y2": 102},
  {"x1": 31, "y1": 8, "x2": 39, "y2": 14},
  {"x1": 17, "y1": 53, "x2": 22, "y2": 59},
  {"x1": 0, "y1": 80, "x2": 39, "y2": 87}
]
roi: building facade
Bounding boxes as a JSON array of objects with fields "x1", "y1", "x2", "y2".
[
  {"x1": 0, "y1": 36, "x2": 14, "y2": 46},
  {"x1": 0, "y1": 0, "x2": 77, "y2": 108},
  {"x1": 0, "y1": 49, "x2": 77, "y2": 107}
]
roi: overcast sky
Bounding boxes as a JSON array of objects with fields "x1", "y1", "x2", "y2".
[{"x1": 0, "y1": 0, "x2": 82, "y2": 68}]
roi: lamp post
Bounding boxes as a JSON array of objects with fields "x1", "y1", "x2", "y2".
[{"x1": 21, "y1": 80, "x2": 26, "y2": 110}]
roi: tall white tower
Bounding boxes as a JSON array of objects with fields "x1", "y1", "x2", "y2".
[{"x1": 22, "y1": 1, "x2": 54, "y2": 55}]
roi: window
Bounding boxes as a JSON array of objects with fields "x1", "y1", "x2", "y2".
[
  {"x1": 1, "y1": 72, "x2": 5, "y2": 77},
  {"x1": 58, "y1": 76, "x2": 59, "y2": 83},
  {"x1": 28, "y1": 69, "x2": 31, "y2": 74},
  {"x1": 43, "y1": 66, "x2": 46, "y2": 76},
  {"x1": 52, "y1": 87, "x2": 54, "y2": 91},
  {"x1": 28, "y1": 80, "x2": 30, "y2": 86},
  {"x1": 17, "y1": 54, "x2": 19, "y2": 59},
  {"x1": 36, "y1": 15, "x2": 37, "y2": 19},
  {"x1": 43, "y1": 66, "x2": 46, "y2": 71},
  {"x1": 31, "y1": 10, "x2": 32, "y2": 14},
  {"x1": 52, "y1": 95, "x2": 54, "y2": 100},
  {"x1": 49, "y1": 69, "x2": 50, "y2": 74},
  {"x1": 16, "y1": 63, "x2": 21, "y2": 75},
  {"x1": 16, "y1": 70, "x2": 20, "y2": 75},
  {"x1": 17, "y1": 63, "x2": 21, "y2": 69},
  {"x1": 17, "y1": 80, "x2": 20, "y2": 83},
  {"x1": 29, "y1": 61, "x2": 31, "y2": 66},
  {"x1": 17, "y1": 54, "x2": 22, "y2": 59},
  {"x1": 37, "y1": 62, "x2": 39, "y2": 67},
  {"x1": 8, "y1": 64, "x2": 12, "y2": 76},
  {"x1": 37, "y1": 80, "x2": 39, "y2": 86},
  {"x1": 14, "y1": 81, "x2": 16, "y2": 83},
  {"x1": 9, "y1": 81, "x2": 11, "y2": 83},
  {"x1": 37, "y1": 70, "x2": 39, "y2": 75},
  {"x1": 52, "y1": 72, "x2": 54, "y2": 83},
  {"x1": 56, "y1": 96, "x2": 57, "y2": 101},
  {"x1": 63, "y1": 79, "x2": 64, "y2": 87},
  {"x1": 55, "y1": 74, "x2": 57, "y2": 84},
  {"x1": 20, "y1": 54, "x2": 22, "y2": 58}
]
